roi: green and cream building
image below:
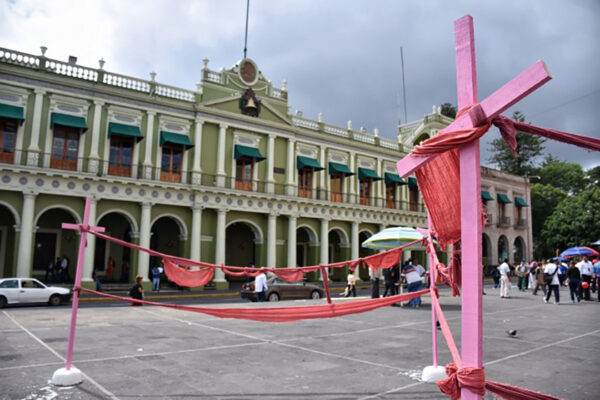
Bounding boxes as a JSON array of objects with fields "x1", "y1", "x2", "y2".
[{"x1": 0, "y1": 47, "x2": 530, "y2": 287}]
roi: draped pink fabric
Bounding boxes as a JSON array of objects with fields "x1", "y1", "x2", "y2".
[
  {"x1": 273, "y1": 268, "x2": 305, "y2": 283},
  {"x1": 363, "y1": 248, "x2": 402, "y2": 270},
  {"x1": 221, "y1": 266, "x2": 263, "y2": 278},
  {"x1": 80, "y1": 287, "x2": 429, "y2": 322},
  {"x1": 163, "y1": 259, "x2": 214, "y2": 287}
]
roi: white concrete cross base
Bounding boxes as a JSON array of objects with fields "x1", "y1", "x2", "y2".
[
  {"x1": 51, "y1": 367, "x2": 84, "y2": 386},
  {"x1": 421, "y1": 365, "x2": 447, "y2": 383}
]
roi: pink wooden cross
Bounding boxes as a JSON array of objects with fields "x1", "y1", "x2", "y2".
[
  {"x1": 61, "y1": 198, "x2": 105, "y2": 371},
  {"x1": 397, "y1": 15, "x2": 552, "y2": 400}
]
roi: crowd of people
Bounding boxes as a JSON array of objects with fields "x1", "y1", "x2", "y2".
[
  {"x1": 44, "y1": 255, "x2": 71, "y2": 283},
  {"x1": 492, "y1": 256, "x2": 600, "y2": 304}
]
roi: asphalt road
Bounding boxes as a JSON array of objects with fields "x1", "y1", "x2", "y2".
[{"x1": 1, "y1": 284, "x2": 599, "y2": 400}]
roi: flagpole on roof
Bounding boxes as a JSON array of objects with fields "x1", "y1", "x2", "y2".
[{"x1": 243, "y1": 0, "x2": 250, "y2": 59}]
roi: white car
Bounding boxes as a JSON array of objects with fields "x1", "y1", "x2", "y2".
[{"x1": 0, "y1": 278, "x2": 71, "y2": 308}]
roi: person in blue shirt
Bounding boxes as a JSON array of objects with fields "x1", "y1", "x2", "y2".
[
  {"x1": 593, "y1": 260, "x2": 600, "y2": 302},
  {"x1": 152, "y1": 265, "x2": 161, "y2": 292}
]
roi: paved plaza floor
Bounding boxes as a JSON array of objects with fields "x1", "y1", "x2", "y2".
[{"x1": 1, "y1": 285, "x2": 599, "y2": 400}]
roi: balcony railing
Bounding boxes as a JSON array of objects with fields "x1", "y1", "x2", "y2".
[
  {"x1": 515, "y1": 219, "x2": 527, "y2": 228},
  {"x1": 1, "y1": 153, "x2": 427, "y2": 213},
  {"x1": 497, "y1": 216, "x2": 511, "y2": 227}
]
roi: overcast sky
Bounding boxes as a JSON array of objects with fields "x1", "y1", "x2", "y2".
[{"x1": 1, "y1": 0, "x2": 598, "y2": 170}]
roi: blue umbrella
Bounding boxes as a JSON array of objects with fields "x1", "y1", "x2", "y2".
[
  {"x1": 551, "y1": 256, "x2": 568, "y2": 262},
  {"x1": 560, "y1": 246, "x2": 600, "y2": 258}
]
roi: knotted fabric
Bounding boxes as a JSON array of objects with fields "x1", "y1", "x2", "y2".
[{"x1": 437, "y1": 363, "x2": 486, "y2": 400}]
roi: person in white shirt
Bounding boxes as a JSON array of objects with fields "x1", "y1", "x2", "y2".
[
  {"x1": 254, "y1": 270, "x2": 268, "y2": 302},
  {"x1": 543, "y1": 260, "x2": 560, "y2": 304},
  {"x1": 405, "y1": 258, "x2": 426, "y2": 307},
  {"x1": 497, "y1": 259, "x2": 511, "y2": 298},
  {"x1": 345, "y1": 270, "x2": 356, "y2": 297},
  {"x1": 576, "y1": 256, "x2": 593, "y2": 300}
]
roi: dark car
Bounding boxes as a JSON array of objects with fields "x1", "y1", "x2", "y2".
[{"x1": 241, "y1": 277, "x2": 324, "y2": 302}]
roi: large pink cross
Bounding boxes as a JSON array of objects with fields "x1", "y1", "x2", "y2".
[
  {"x1": 397, "y1": 15, "x2": 551, "y2": 400},
  {"x1": 61, "y1": 199, "x2": 105, "y2": 372}
]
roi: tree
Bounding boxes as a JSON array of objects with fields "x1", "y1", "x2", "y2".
[
  {"x1": 586, "y1": 165, "x2": 600, "y2": 188},
  {"x1": 440, "y1": 102, "x2": 457, "y2": 119},
  {"x1": 538, "y1": 155, "x2": 588, "y2": 194},
  {"x1": 487, "y1": 111, "x2": 546, "y2": 176},
  {"x1": 530, "y1": 183, "x2": 568, "y2": 258},
  {"x1": 541, "y1": 186, "x2": 600, "y2": 253}
]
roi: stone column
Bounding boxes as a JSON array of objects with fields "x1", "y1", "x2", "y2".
[
  {"x1": 214, "y1": 208, "x2": 228, "y2": 288},
  {"x1": 190, "y1": 205, "x2": 202, "y2": 261},
  {"x1": 285, "y1": 138, "x2": 295, "y2": 195},
  {"x1": 265, "y1": 134, "x2": 275, "y2": 193},
  {"x1": 320, "y1": 147, "x2": 327, "y2": 200},
  {"x1": 26, "y1": 89, "x2": 46, "y2": 167},
  {"x1": 81, "y1": 198, "x2": 97, "y2": 283},
  {"x1": 287, "y1": 215, "x2": 297, "y2": 268},
  {"x1": 216, "y1": 123, "x2": 227, "y2": 187},
  {"x1": 143, "y1": 111, "x2": 156, "y2": 179},
  {"x1": 267, "y1": 212, "x2": 277, "y2": 267},
  {"x1": 376, "y1": 159, "x2": 383, "y2": 207},
  {"x1": 138, "y1": 202, "x2": 152, "y2": 281},
  {"x1": 349, "y1": 153, "x2": 356, "y2": 203},
  {"x1": 191, "y1": 119, "x2": 204, "y2": 184},
  {"x1": 16, "y1": 192, "x2": 37, "y2": 277},
  {"x1": 88, "y1": 100, "x2": 104, "y2": 174},
  {"x1": 320, "y1": 218, "x2": 329, "y2": 280}
]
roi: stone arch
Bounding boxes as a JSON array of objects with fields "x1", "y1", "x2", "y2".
[
  {"x1": 97, "y1": 209, "x2": 139, "y2": 233},
  {"x1": 482, "y1": 233, "x2": 492, "y2": 274},
  {"x1": 34, "y1": 204, "x2": 81, "y2": 227},
  {"x1": 226, "y1": 219, "x2": 264, "y2": 244},
  {"x1": 297, "y1": 224, "x2": 318, "y2": 246},
  {"x1": 513, "y1": 236, "x2": 526, "y2": 263},
  {"x1": 151, "y1": 213, "x2": 188, "y2": 238},
  {"x1": 0, "y1": 200, "x2": 20, "y2": 226},
  {"x1": 328, "y1": 227, "x2": 349, "y2": 248},
  {"x1": 498, "y1": 235, "x2": 509, "y2": 264}
]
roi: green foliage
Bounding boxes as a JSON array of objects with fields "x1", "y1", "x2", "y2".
[
  {"x1": 440, "y1": 102, "x2": 457, "y2": 119},
  {"x1": 538, "y1": 155, "x2": 588, "y2": 194},
  {"x1": 530, "y1": 184, "x2": 568, "y2": 258},
  {"x1": 586, "y1": 165, "x2": 600, "y2": 188},
  {"x1": 541, "y1": 186, "x2": 600, "y2": 252},
  {"x1": 487, "y1": 111, "x2": 546, "y2": 176}
]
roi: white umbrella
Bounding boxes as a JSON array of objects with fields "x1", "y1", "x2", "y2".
[
  {"x1": 361, "y1": 226, "x2": 430, "y2": 250},
  {"x1": 591, "y1": 240, "x2": 600, "y2": 246}
]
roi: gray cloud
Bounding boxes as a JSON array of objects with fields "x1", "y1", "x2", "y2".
[{"x1": 2, "y1": 0, "x2": 598, "y2": 169}]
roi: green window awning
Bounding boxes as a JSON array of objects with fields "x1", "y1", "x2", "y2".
[
  {"x1": 108, "y1": 122, "x2": 143, "y2": 142},
  {"x1": 234, "y1": 144, "x2": 265, "y2": 161},
  {"x1": 50, "y1": 112, "x2": 87, "y2": 131},
  {"x1": 481, "y1": 191, "x2": 494, "y2": 201},
  {"x1": 0, "y1": 103, "x2": 24, "y2": 123},
  {"x1": 160, "y1": 131, "x2": 194, "y2": 149},
  {"x1": 297, "y1": 156, "x2": 324, "y2": 170},
  {"x1": 358, "y1": 168, "x2": 382, "y2": 181},
  {"x1": 384, "y1": 172, "x2": 406, "y2": 185},
  {"x1": 514, "y1": 197, "x2": 528, "y2": 207},
  {"x1": 408, "y1": 177, "x2": 419, "y2": 189},
  {"x1": 328, "y1": 162, "x2": 354, "y2": 176},
  {"x1": 497, "y1": 193, "x2": 512, "y2": 204}
]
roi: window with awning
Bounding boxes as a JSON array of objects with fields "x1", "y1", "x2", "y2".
[
  {"x1": 384, "y1": 172, "x2": 406, "y2": 185},
  {"x1": 497, "y1": 193, "x2": 512, "y2": 203},
  {"x1": 328, "y1": 162, "x2": 354, "y2": 176},
  {"x1": 408, "y1": 177, "x2": 418, "y2": 189},
  {"x1": 358, "y1": 168, "x2": 382, "y2": 181},
  {"x1": 481, "y1": 191, "x2": 494, "y2": 201},
  {"x1": 0, "y1": 103, "x2": 24, "y2": 123},
  {"x1": 297, "y1": 156, "x2": 324, "y2": 170},
  {"x1": 160, "y1": 131, "x2": 194, "y2": 149},
  {"x1": 514, "y1": 197, "x2": 528, "y2": 207},
  {"x1": 234, "y1": 144, "x2": 265, "y2": 161},
  {"x1": 108, "y1": 122, "x2": 143, "y2": 141},
  {"x1": 50, "y1": 112, "x2": 87, "y2": 131}
]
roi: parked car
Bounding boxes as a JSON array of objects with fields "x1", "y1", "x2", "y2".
[
  {"x1": 241, "y1": 277, "x2": 324, "y2": 302},
  {"x1": 0, "y1": 278, "x2": 71, "y2": 308}
]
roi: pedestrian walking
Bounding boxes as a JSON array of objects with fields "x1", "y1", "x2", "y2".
[
  {"x1": 92, "y1": 270, "x2": 102, "y2": 292},
  {"x1": 106, "y1": 256, "x2": 115, "y2": 282},
  {"x1": 492, "y1": 265, "x2": 501, "y2": 288},
  {"x1": 254, "y1": 269, "x2": 268, "y2": 302},
  {"x1": 498, "y1": 259, "x2": 511, "y2": 298},
  {"x1": 528, "y1": 261, "x2": 537, "y2": 290},
  {"x1": 405, "y1": 258, "x2": 426, "y2": 307},
  {"x1": 369, "y1": 265, "x2": 383, "y2": 299},
  {"x1": 516, "y1": 261, "x2": 527, "y2": 291},
  {"x1": 129, "y1": 275, "x2": 144, "y2": 306},
  {"x1": 532, "y1": 260, "x2": 546, "y2": 296},
  {"x1": 45, "y1": 259, "x2": 55, "y2": 283},
  {"x1": 345, "y1": 269, "x2": 356, "y2": 297},
  {"x1": 544, "y1": 259, "x2": 560, "y2": 304},
  {"x1": 566, "y1": 261, "x2": 581, "y2": 303},
  {"x1": 576, "y1": 256, "x2": 593, "y2": 300},
  {"x1": 382, "y1": 265, "x2": 395, "y2": 297},
  {"x1": 60, "y1": 255, "x2": 70, "y2": 283},
  {"x1": 152, "y1": 265, "x2": 161, "y2": 292}
]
